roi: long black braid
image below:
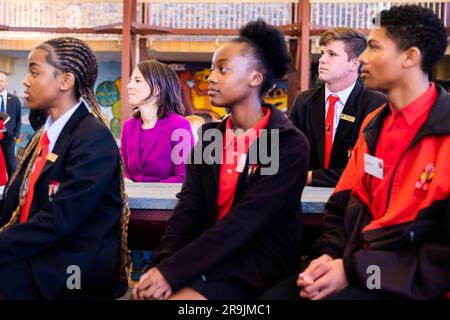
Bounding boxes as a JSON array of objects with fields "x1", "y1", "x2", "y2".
[{"x1": 4, "y1": 37, "x2": 131, "y2": 276}]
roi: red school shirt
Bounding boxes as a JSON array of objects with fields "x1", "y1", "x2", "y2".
[
  {"x1": 368, "y1": 82, "x2": 437, "y2": 220},
  {"x1": 216, "y1": 107, "x2": 271, "y2": 221}
]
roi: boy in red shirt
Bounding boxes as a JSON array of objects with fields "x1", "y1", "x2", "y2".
[{"x1": 263, "y1": 5, "x2": 449, "y2": 300}]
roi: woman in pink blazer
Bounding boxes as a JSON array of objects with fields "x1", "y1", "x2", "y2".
[
  {"x1": 122, "y1": 60, "x2": 194, "y2": 252},
  {"x1": 121, "y1": 60, "x2": 194, "y2": 183}
]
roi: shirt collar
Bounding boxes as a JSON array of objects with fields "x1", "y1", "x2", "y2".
[
  {"x1": 44, "y1": 100, "x2": 83, "y2": 151},
  {"x1": 324, "y1": 82, "x2": 356, "y2": 106},
  {"x1": 224, "y1": 106, "x2": 272, "y2": 150},
  {"x1": 388, "y1": 82, "x2": 437, "y2": 127}
]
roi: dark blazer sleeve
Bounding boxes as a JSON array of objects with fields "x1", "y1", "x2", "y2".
[
  {"x1": 155, "y1": 134, "x2": 309, "y2": 292},
  {"x1": 0, "y1": 124, "x2": 120, "y2": 265},
  {"x1": 311, "y1": 168, "x2": 343, "y2": 187},
  {"x1": 343, "y1": 197, "x2": 450, "y2": 299},
  {"x1": 311, "y1": 137, "x2": 364, "y2": 259},
  {"x1": 152, "y1": 143, "x2": 207, "y2": 265},
  {"x1": 288, "y1": 93, "x2": 307, "y2": 133}
]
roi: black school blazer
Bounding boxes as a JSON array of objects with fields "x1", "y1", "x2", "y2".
[
  {"x1": 289, "y1": 81, "x2": 386, "y2": 187},
  {"x1": 153, "y1": 105, "x2": 310, "y2": 294},
  {"x1": 0, "y1": 103, "x2": 127, "y2": 299}
]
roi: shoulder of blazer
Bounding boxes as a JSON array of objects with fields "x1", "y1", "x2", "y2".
[
  {"x1": 354, "y1": 83, "x2": 387, "y2": 114},
  {"x1": 122, "y1": 116, "x2": 139, "y2": 134},
  {"x1": 293, "y1": 85, "x2": 325, "y2": 110},
  {"x1": 166, "y1": 112, "x2": 190, "y2": 127},
  {"x1": 6, "y1": 93, "x2": 20, "y2": 106}
]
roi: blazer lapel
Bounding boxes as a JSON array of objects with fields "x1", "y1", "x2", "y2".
[
  {"x1": 127, "y1": 118, "x2": 145, "y2": 175},
  {"x1": 331, "y1": 82, "x2": 361, "y2": 159},
  {"x1": 6, "y1": 94, "x2": 12, "y2": 113},
  {"x1": 310, "y1": 87, "x2": 326, "y2": 166},
  {"x1": 140, "y1": 117, "x2": 167, "y2": 165},
  {"x1": 39, "y1": 103, "x2": 90, "y2": 179}
]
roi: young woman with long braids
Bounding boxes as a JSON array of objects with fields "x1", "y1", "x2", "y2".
[{"x1": 0, "y1": 37, "x2": 130, "y2": 299}]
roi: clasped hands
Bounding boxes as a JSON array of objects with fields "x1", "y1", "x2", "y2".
[
  {"x1": 131, "y1": 267, "x2": 172, "y2": 300},
  {"x1": 297, "y1": 254, "x2": 348, "y2": 300}
]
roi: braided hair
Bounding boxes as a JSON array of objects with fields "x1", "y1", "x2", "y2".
[{"x1": 2, "y1": 37, "x2": 131, "y2": 275}]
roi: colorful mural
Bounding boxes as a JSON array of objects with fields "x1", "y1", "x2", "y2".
[
  {"x1": 95, "y1": 77, "x2": 122, "y2": 139},
  {"x1": 15, "y1": 61, "x2": 288, "y2": 157},
  {"x1": 16, "y1": 101, "x2": 35, "y2": 158},
  {"x1": 175, "y1": 63, "x2": 288, "y2": 119},
  {"x1": 263, "y1": 86, "x2": 288, "y2": 112}
]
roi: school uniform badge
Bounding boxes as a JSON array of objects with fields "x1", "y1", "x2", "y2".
[
  {"x1": 247, "y1": 163, "x2": 258, "y2": 177},
  {"x1": 414, "y1": 163, "x2": 434, "y2": 199},
  {"x1": 347, "y1": 147, "x2": 354, "y2": 159},
  {"x1": 48, "y1": 180, "x2": 60, "y2": 196}
]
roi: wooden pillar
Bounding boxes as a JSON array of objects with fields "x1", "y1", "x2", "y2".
[
  {"x1": 130, "y1": 2, "x2": 137, "y2": 70},
  {"x1": 298, "y1": 0, "x2": 311, "y2": 92},
  {"x1": 287, "y1": 38, "x2": 298, "y2": 113},
  {"x1": 121, "y1": 0, "x2": 136, "y2": 126},
  {"x1": 139, "y1": 38, "x2": 149, "y2": 62}
]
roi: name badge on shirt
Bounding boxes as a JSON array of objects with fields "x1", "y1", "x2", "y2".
[
  {"x1": 364, "y1": 153, "x2": 383, "y2": 179},
  {"x1": 340, "y1": 113, "x2": 356, "y2": 123},
  {"x1": 235, "y1": 153, "x2": 247, "y2": 173}
]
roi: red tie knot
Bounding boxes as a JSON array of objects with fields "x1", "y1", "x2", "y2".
[
  {"x1": 41, "y1": 131, "x2": 50, "y2": 146},
  {"x1": 328, "y1": 95, "x2": 340, "y2": 106}
]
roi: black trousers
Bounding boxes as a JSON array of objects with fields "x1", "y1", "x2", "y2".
[
  {"x1": 259, "y1": 274, "x2": 401, "y2": 300},
  {"x1": 0, "y1": 136, "x2": 17, "y2": 178}
]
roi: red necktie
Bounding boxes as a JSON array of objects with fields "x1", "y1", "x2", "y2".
[
  {"x1": 20, "y1": 131, "x2": 50, "y2": 223},
  {"x1": 324, "y1": 95, "x2": 339, "y2": 169}
]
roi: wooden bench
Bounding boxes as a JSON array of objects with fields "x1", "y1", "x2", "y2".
[{"x1": 126, "y1": 183, "x2": 332, "y2": 250}]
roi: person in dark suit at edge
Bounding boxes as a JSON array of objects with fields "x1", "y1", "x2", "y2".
[{"x1": 0, "y1": 72, "x2": 22, "y2": 178}]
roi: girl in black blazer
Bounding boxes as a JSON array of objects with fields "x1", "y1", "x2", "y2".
[
  {"x1": 132, "y1": 20, "x2": 310, "y2": 300},
  {"x1": 0, "y1": 37, "x2": 130, "y2": 299}
]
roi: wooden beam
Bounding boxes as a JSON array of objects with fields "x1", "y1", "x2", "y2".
[
  {"x1": 0, "y1": 23, "x2": 300, "y2": 37},
  {"x1": 162, "y1": 24, "x2": 298, "y2": 37},
  {"x1": 139, "y1": 38, "x2": 149, "y2": 62},
  {"x1": 287, "y1": 38, "x2": 298, "y2": 114},
  {"x1": 132, "y1": 22, "x2": 172, "y2": 35},
  {"x1": 298, "y1": 0, "x2": 311, "y2": 91},
  {"x1": 92, "y1": 22, "x2": 123, "y2": 32},
  {"x1": 121, "y1": 0, "x2": 135, "y2": 126},
  {"x1": 0, "y1": 26, "x2": 122, "y2": 34},
  {"x1": 130, "y1": 2, "x2": 138, "y2": 72}
]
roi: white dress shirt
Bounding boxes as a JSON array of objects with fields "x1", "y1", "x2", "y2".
[
  {"x1": 324, "y1": 82, "x2": 356, "y2": 142},
  {"x1": 0, "y1": 90, "x2": 8, "y2": 113},
  {"x1": 43, "y1": 100, "x2": 83, "y2": 153}
]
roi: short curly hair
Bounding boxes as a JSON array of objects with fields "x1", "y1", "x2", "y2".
[
  {"x1": 232, "y1": 19, "x2": 292, "y2": 94},
  {"x1": 373, "y1": 5, "x2": 448, "y2": 74}
]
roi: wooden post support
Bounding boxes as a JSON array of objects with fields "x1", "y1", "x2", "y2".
[
  {"x1": 121, "y1": 0, "x2": 136, "y2": 127},
  {"x1": 287, "y1": 38, "x2": 298, "y2": 113},
  {"x1": 298, "y1": 0, "x2": 311, "y2": 92}
]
